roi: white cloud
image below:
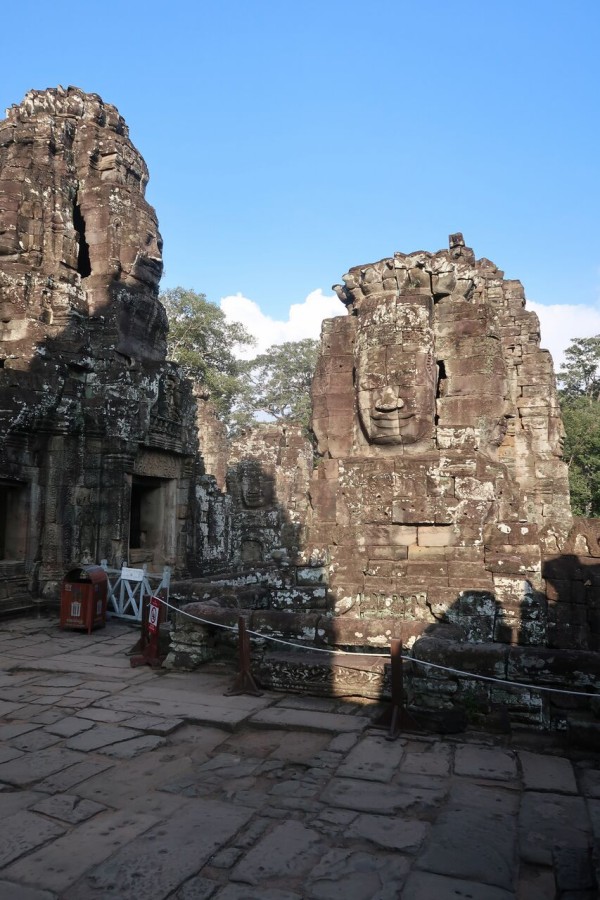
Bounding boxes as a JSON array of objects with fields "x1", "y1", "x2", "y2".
[
  {"x1": 220, "y1": 289, "x2": 345, "y2": 358},
  {"x1": 528, "y1": 300, "x2": 600, "y2": 370},
  {"x1": 221, "y1": 290, "x2": 598, "y2": 374}
]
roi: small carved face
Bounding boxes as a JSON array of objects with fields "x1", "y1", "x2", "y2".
[{"x1": 240, "y1": 462, "x2": 270, "y2": 508}]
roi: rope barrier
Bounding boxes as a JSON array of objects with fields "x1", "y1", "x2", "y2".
[{"x1": 158, "y1": 598, "x2": 600, "y2": 699}]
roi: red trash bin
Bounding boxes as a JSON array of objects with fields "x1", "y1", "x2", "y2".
[{"x1": 60, "y1": 565, "x2": 108, "y2": 634}]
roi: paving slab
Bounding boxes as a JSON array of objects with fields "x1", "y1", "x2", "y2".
[
  {"x1": 578, "y1": 767, "x2": 600, "y2": 799},
  {"x1": 400, "y1": 739, "x2": 452, "y2": 776},
  {"x1": 306, "y1": 847, "x2": 410, "y2": 899},
  {"x1": 519, "y1": 750, "x2": 577, "y2": 793},
  {"x1": 401, "y1": 871, "x2": 515, "y2": 900},
  {"x1": 231, "y1": 820, "x2": 322, "y2": 885},
  {"x1": 31, "y1": 793, "x2": 107, "y2": 824},
  {"x1": 416, "y1": 804, "x2": 518, "y2": 891},
  {"x1": 64, "y1": 799, "x2": 254, "y2": 899},
  {"x1": 0, "y1": 810, "x2": 66, "y2": 867},
  {"x1": 73, "y1": 707, "x2": 130, "y2": 723},
  {"x1": 214, "y1": 889, "x2": 301, "y2": 900},
  {"x1": 99, "y1": 734, "x2": 166, "y2": 758},
  {"x1": 120, "y1": 714, "x2": 184, "y2": 735},
  {"x1": 321, "y1": 775, "x2": 447, "y2": 814},
  {"x1": 65, "y1": 724, "x2": 144, "y2": 751},
  {"x1": 2, "y1": 789, "x2": 49, "y2": 817},
  {"x1": 43, "y1": 716, "x2": 95, "y2": 738},
  {"x1": 335, "y1": 733, "x2": 404, "y2": 781},
  {"x1": 0, "y1": 745, "x2": 25, "y2": 765},
  {"x1": 519, "y1": 792, "x2": 591, "y2": 866},
  {"x1": 249, "y1": 707, "x2": 370, "y2": 733},
  {"x1": 35, "y1": 759, "x2": 114, "y2": 794},
  {"x1": 4, "y1": 810, "x2": 158, "y2": 893},
  {"x1": 9, "y1": 730, "x2": 62, "y2": 752},
  {"x1": 348, "y1": 812, "x2": 429, "y2": 852},
  {"x1": 0, "y1": 881, "x2": 58, "y2": 900},
  {"x1": 0, "y1": 748, "x2": 87, "y2": 787},
  {"x1": 454, "y1": 744, "x2": 518, "y2": 781},
  {"x1": 0, "y1": 723, "x2": 41, "y2": 741},
  {"x1": 173, "y1": 876, "x2": 222, "y2": 899}
]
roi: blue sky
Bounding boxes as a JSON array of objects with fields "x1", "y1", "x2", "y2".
[{"x1": 2, "y1": 0, "x2": 599, "y2": 362}]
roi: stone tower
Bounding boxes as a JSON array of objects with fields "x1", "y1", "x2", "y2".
[
  {"x1": 306, "y1": 234, "x2": 572, "y2": 647},
  {"x1": 0, "y1": 87, "x2": 200, "y2": 606}
]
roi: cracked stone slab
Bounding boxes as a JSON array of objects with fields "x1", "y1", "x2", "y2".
[
  {"x1": 0, "y1": 881, "x2": 58, "y2": 900},
  {"x1": 416, "y1": 804, "x2": 518, "y2": 891},
  {"x1": 36, "y1": 759, "x2": 114, "y2": 794},
  {"x1": 231, "y1": 820, "x2": 322, "y2": 885},
  {"x1": 120, "y1": 715, "x2": 184, "y2": 735},
  {"x1": 74, "y1": 708, "x2": 130, "y2": 724},
  {"x1": 9, "y1": 730, "x2": 62, "y2": 752},
  {"x1": 448, "y1": 781, "x2": 520, "y2": 816},
  {"x1": 518, "y1": 751, "x2": 577, "y2": 794},
  {"x1": 99, "y1": 734, "x2": 166, "y2": 758},
  {"x1": 321, "y1": 775, "x2": 447, "y2": 814},
  {"x1": 307, "y1": 848, "x2": 409, "y2": 900},
  {"x1": 65, "y1": 725, "x2": 144, "y2": 751},
  {"x1": 0, "y1": 748, "x2": 87, "y2": 787},
  {"x1": 64, "y1": 799, "x2": 254, "y2": 899},
  {"x1": 249, "y1": 707, "x2": 370, "y2": 733},
  {"x1": 335, "y1": 734, "x2": 404, "y2": 782},
  {"x1": 4, "y1": 810, "x2": 158, "y2": 893},
  {"x1": 0, "y1": 722, "x2": 41, "y2": 741},
  {"x1": 44, "y1": 717, "x2": 95, "y2": 738},
  {"x1": 519, "y1": 792, "x2": 591, "y2": 866},
  {"x1": 0, "y1": 745, "x2": 25, "y2": 766},
  {"x1": 0, "y1": 810, "x2": 66, "y2": 866},
  {"x1": 400, "y1": 740, "x2": 452, "y2": 777},
  {"x1": 3, "y1": 789, "x2": 49, "y2": 817},
  {"x1": 348, "y1": 813, "x2": 429, "y2": 852},
  {"x1": 214, "y1": 890, "x2": 302, "y2": 900},
  {"x1": 454, "y1": 745, "x2": 517, "y2": 781},
  {"x1": 171, "y1": 876, "x2": 220, "y2": 899},
  {"x1": 401, "y1": 871, "x2": 515, "y2": 900},
  {"x1": 31, "y1": 794, "x2": 106, "y2": 824}
]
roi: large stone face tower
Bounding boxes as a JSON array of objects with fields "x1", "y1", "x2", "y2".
[
  {"x1": 306, "y1": 234, "x2": 572, "y2": 647},
  {"x1": 0, "y1": 87, "x2": 200, "y2": 607}
]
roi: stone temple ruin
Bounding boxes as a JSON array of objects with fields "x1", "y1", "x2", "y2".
[{"x1": 1, "y1": 87, "x2": 599, "y2": 733}]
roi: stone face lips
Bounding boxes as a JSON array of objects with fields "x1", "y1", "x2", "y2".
[{"x1": 307, "y1": 234, "x2": 574, "y2": 647}]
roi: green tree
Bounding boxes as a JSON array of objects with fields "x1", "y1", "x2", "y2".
[
  {"x1": 160, "y1": 287, "x2": 255, "y2": 422},
  {"x1": 233, "y1": 339, "x2": 320, "y2": 431},
  {"x1": 558, "y1": 335, "x2": 600, "y2": 401},
  {"x1": 558, "y1": 334, "x2": 600, "y2": 516}
]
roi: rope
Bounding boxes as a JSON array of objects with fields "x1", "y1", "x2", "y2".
[{"x1": 158, "y1": 598, "x2": 600, "y2": 699}]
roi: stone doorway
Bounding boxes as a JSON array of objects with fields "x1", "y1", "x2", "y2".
[
  {"x1": 0, "y1": 481, "x2": 28, "y2": 561},
  {"x1": 128, "y1": 475, "x2": 176, "y2": 567}
]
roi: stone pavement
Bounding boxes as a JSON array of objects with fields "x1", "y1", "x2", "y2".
[{"x1": 0, "y1": 615, "x2": 599, "y2": 899}]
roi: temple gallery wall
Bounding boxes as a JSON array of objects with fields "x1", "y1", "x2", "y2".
[{"x1": 1, "y1": 87, "x2": 599, "y2": 731}]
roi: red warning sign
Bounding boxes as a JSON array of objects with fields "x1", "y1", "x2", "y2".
[{"x1": 148, "y1": 596, "x2": 161, "y2": 635}]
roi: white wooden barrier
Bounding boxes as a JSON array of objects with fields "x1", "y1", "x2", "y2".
[{"x1": 100, "y1": 560, "x2": 171, "y2": 622}]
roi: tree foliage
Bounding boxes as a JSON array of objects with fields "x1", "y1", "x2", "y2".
[
  {"x1": 160, "y1": 287, "x2": 255, "y2": 422},
  {"x1": 558, "y1": 334, "x2": 600, "y2": 516},
  {"x1": 233, "y1": 339, "x2": 320, "y2": 431},
  {"x1": 558, "y1": 335, "x2": 600, "y2": 402}
]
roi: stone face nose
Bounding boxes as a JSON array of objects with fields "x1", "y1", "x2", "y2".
[{"x1": 375, "y1": 387, "x2": 403, "y2": 411}]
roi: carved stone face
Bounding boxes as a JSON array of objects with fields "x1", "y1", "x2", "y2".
[
  {"x1": 239, "y1": 461, "x2": 271, "y2": 508},
  {"x1": 355, "y1": 298, "x2": 436, "y2": 446}
]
